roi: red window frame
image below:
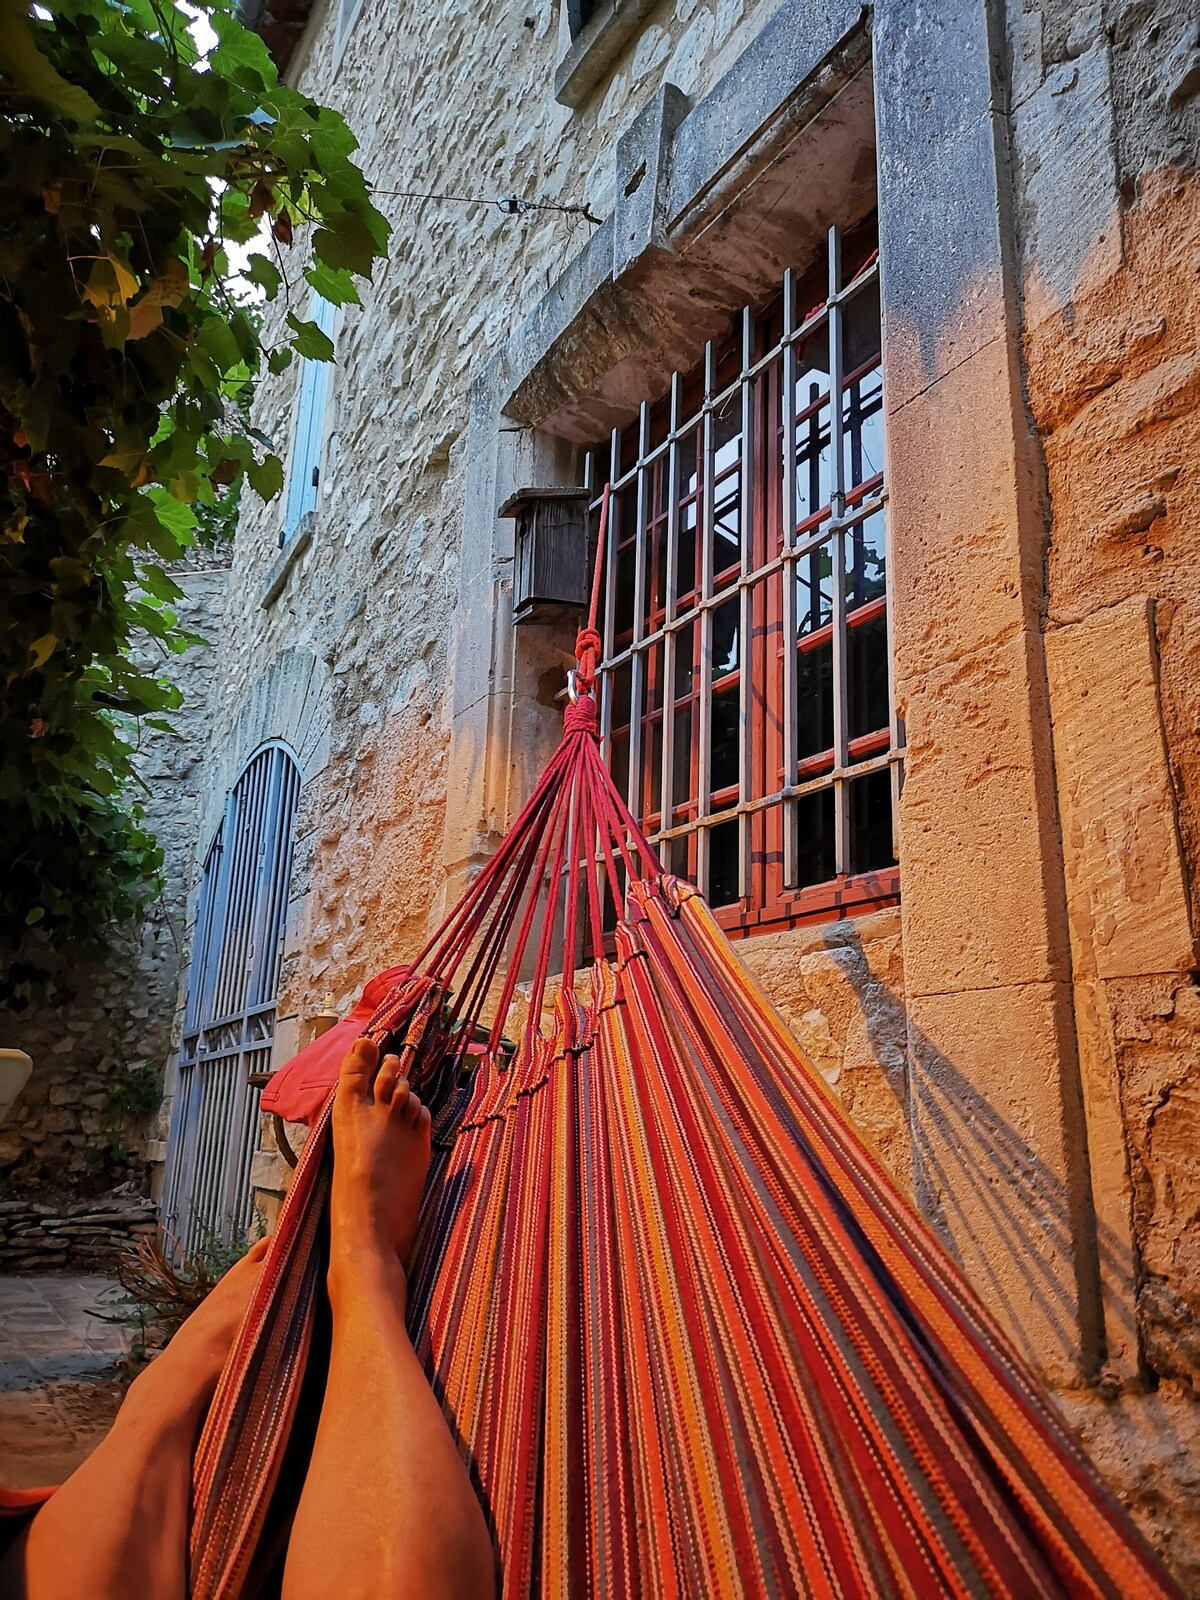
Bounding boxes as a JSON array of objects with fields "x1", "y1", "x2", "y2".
[{"x1": 588, "y1": 216, "x2": 903, "y2": 938}]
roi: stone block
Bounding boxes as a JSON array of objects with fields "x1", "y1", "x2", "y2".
[
  {"x1": 736, "y1": 910, "x2": 911, "y2": 1193},
  {"x1": 1045, "y1": 596, "x2": 1194, "y2": 982},
  {"x1": 874, "y1": 0, "x2": 1015, "y2": 414},
  {"x1": 612, "y1": 83, "x2": 689, "y2": 283},
  {"x1": 1070, "y1": 978, "x2": 1140, "y2": 1379},
  {"x1": 885, "y1": 331, "x2": 1041, "y2": 684},
  {"x1": 897, "y1": 632, "x2": 1069, "y2": 996},
  {"x1": 907, "y1": 979, "x2": 1091, "y2": 1382},
  {"x1": 249, "y1": 1149, "x2": 292, "y2": 1193},
  {"x1": 1014, "y1": 41, "x2": 1122, "y2": 328}
]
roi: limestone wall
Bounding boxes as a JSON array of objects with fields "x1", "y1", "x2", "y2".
[
  {"x1": 210, "y1": 0, "x2": 797, "y2": 1042},
  {"x1": 1009, "y1": 0, "x2": 1200, "y2": 1394},
  {"x1": 0, "y1": 558, "x2": 229, "y2": 1191},
  {"x1": 1003, "y1": 6, "x2": 1200, "y2": 1578}
]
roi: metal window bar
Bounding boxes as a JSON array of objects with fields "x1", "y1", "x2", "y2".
[
  {"x1": 780, "y1": 266, "x2": 800, "y2": 887},
  {"x1": 162, "y1": 744, "x2": 301, "y2": 1254},
  {"x1": 828, "y1": 227, "x2": 850, "y2": 876},
  {"x1": 696, "y1": 338, "x2": 716, "y2": 895},
  {"x1": 737, "y1": 305, "x2": 754, "y2": 900},
  {"x1": 585, "y1": 225, "x2": 905, "y2": 909},
  {"x1": 659, "y1": 371, "x2": 683, "y2": 844}
]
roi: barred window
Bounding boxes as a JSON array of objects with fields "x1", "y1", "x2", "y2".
[{"x1": 584, "y1": 218, "x2": 903, "y2": 935}]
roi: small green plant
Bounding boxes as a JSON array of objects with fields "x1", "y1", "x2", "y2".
[
  {"x1": 83, "y1": 1128, "x2": 136, "y2": 1170},
  {"x1": 104, "y1": 1058, "x2": 163, "y2": 1121}
]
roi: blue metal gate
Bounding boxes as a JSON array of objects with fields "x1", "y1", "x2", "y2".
[{"x1": 163, "y1": 742, "x2": 301, "y2": 1252}]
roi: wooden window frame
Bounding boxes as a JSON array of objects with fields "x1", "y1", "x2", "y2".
[{"x1": 585, "y1": 218, "x2": 904, "y2": 938}]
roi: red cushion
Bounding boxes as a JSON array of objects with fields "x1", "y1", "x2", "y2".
[{"x1": 260, "y1": 965, "x2": 409, "y2": 1125}]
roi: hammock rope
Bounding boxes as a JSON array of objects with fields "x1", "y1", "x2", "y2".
[
  {"x1": 181, "y1": 482, "x2": 1177, "y2": 1597},
  {"x1": 3, "y1": 482, "x2": 1171, "y2": 1596}
]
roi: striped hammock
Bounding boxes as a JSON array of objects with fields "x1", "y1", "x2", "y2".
[{"x1": 184, "y1": 662, "x2": 1176, "y2": 1599}]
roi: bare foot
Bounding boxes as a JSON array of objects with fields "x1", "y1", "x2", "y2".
[{"x1": 329, "y1": 1039, "x2": 432, "y2": 1298}]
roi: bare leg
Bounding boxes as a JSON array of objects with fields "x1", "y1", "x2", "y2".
[
  {"x1": 0, "y1": 1239, "x2": 266, "y2": 1600},
  {"x1": 282, "y1": 1040, "x2": 495, "y2": 1600}
]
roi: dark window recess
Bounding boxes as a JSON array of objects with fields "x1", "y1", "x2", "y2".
[
  {"x1": 566, "y1": 0, "x2": 597, "y2": 39},
  {"x1": 585, "y1": 216, "x2": 904, "y2": 934}
]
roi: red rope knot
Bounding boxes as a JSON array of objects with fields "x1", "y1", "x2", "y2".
[
  {"x1": 574, "y1": 626, "x2": 602, "y2": 695},
  {"x1": 563, "y1": 692, "x2": 599, "y2": 739}
]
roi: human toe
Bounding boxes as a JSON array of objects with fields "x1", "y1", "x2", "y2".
[
  {"x1": 337, "y1": 1038, "x2": 379, "y2": 1100},
  {"x1": 375, "y1": 1053, "x2": 402, "y2": 1104}
]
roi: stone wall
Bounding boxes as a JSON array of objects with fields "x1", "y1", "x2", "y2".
[
  {"x1": 738, "y1": 909, "x2": 911, "y2": 1194},
  {"x1": 1009, "y1": 0, "x2": 1200, "y2": 1393},
  {"x1": 203, "y1": 0, "x2": 801, "y2": 1049},
  {"x1": 0, "y1": 556, "x2": 229, "y2": 1190},
  {"x1": 157, "y1": 0, "x2": 1200, "y2": 1579},
  {"x1": 0, "y1": 1193, "x2": 157, "y2": 1273},
  {"x1": 1001, "y1": 4, "x2": 1200, "y2": 1576}
]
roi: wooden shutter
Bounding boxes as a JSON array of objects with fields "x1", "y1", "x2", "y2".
[{"x1": 283, "y1": 296, "x2": 336, "y2": 542}]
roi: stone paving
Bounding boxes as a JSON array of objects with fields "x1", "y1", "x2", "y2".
[{"x1": 0, "y1": 1276, "x2": 131, "y2": 1488}]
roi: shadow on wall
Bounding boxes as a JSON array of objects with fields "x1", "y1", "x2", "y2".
[{"x1": 822, "y1": 923, "x2": 1138, "y2": 1383}]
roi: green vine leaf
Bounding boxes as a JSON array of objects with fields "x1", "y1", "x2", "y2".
[
  {"x1": 0, "y1": 0, "x2": 388, "y2": 998},
  {"x1": 0, "y1": 0, "x2": 100, "y2": 120},
  {"x1": 285, "y1": 311, "x2": 335, "y2": 362},
  {"x1": 246, "y1": 452, "x2": 284, "y2": 501},
  {"x1": 245, "y1": 253, "x2": 282, "y2": 298}
]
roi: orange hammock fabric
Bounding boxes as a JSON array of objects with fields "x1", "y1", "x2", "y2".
[{"x1": 171, "y1": 668, "x2": 1178, "y2": 1600}]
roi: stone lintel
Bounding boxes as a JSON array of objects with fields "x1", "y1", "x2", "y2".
[
  {"x1": 259, "y1": 513, "x2": 314, "y2": 609},
  {"x1": 502, "y1": 5, "x2": 873, "y2": 442},
  {"x1": 553, "y1": 0, "x2": 662, "y2": 111}
]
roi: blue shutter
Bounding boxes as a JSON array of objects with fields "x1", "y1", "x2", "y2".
[{"x1": 283, "y1": 296, "x2": 336, "y2": 543}]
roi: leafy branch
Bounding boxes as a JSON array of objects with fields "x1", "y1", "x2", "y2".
[{"x1": 0, "y1": 0, "x2": 389, "y2": 1002}]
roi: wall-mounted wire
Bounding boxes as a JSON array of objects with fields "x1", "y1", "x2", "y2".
[{"x1": 367, "y1": 186, "x2": 603, "y2": 227}]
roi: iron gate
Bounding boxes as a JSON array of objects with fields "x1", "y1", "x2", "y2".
[{"x1": 163, "y1": 742, "x2": 301, "y2": 1253}]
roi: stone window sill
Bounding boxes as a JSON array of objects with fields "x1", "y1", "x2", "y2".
[
  {"x1": 554, "y1": 0, "x2": 660, "y2": 109},
  {"x1": 259, "y1": 514, "x2": 314, "y2": 609}
]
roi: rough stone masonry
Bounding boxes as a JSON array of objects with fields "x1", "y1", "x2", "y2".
[{"x1": 3, "y1": 0, "x2": 1196, "y2": 1586}]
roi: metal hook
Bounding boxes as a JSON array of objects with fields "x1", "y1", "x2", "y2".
[{"x1": 566, "y1": 668, "x2": 580, "y2": 704}]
